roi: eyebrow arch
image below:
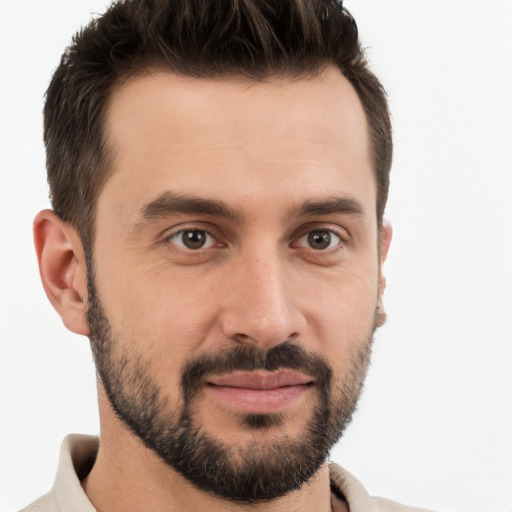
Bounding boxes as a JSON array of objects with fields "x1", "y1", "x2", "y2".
[
  {"x1": 138, "y1": 191, "x2": 245, "y2": 224},
  {"x1": 296, "y1": 197, "x2": 365, "y2": 217}
]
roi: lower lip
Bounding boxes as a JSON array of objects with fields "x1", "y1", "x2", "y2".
[{"x1": 206, "y1": 384, "x2": 311, "y2": 413}]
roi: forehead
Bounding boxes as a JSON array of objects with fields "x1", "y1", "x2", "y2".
[{"x1": 99, "y1": 67, "x2": 375, "y2": 223}]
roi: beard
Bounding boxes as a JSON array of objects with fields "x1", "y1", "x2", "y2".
[{"x1": 86, "y1": 261, "x2": 378, "y2": 503}]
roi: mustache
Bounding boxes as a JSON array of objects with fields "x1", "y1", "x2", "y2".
[{"x1": 180, "y1": 342, "x2": 332, "y2": 400}]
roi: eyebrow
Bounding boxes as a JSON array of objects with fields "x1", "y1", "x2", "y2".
[
  {"x1": 296, "y1": 197, "x2": 365, "y2": 217},
  {"x1": 137, "y1": 191, "x2": 365, "y2": 228},
  {"x1": 139, "y1": 191, "x2": 245, "y2": 224}
]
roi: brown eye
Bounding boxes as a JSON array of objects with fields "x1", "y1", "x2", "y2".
[
  {"x1": 169, "y1": 229, "x2": 215, "y2": 250},
  {"x1": 296, "y1": 230, "x2": 341, "y2": 250}
]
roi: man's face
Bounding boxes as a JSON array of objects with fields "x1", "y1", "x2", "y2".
[{"x1": 87, "y1": 67, "x2": 389, "y2": 502}]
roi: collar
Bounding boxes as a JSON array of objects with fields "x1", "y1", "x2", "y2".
[{"x1": 46, "y1": 434, "x2": 416, "y2": 512}]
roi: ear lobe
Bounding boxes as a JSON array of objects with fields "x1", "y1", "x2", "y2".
[
  {"x1": 378, "y1": 223, "x2": 393, "y2": 295},
  {"x1": 33, "y1": 209, "x2": 89, "y2": 336}
]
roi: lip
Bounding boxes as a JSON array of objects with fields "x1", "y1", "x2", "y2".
[
  {"x1": 208, "y1": 370, "x2": 313, "y2": 389},
  {"x1": 205, "y1": 371, "x2": 314, "y2": 414}
]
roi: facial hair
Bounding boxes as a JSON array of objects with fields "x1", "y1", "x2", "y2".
[{"x1": 86, "y1": 262, "x2": 377, "y2": 503}]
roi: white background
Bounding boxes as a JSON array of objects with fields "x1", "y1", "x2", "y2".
[{"x1": 1, "y1": 1, "x2": 511, "y2": 511}]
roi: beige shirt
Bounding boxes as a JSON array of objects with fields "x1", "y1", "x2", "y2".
[{"x1": 21, "y1": 435, "x2": 435, "y2": 512}]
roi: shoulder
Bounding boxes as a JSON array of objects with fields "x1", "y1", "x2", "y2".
[
  {"x1": 372, "y1": 497, "x2": 437, "y2": 512},
  {"x1": 19, "y1": 435, "x2": 99, "y2": 512},
  {"x1": 20, "y1": 491, "x2": 59, "y2": 512},
  {"x1": 329, "y1": 463, "x2": 437, "y2": 512}
]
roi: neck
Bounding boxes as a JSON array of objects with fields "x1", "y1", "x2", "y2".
[{"x1": 82, "y1": 393, "x2": 337, "y2": 512}]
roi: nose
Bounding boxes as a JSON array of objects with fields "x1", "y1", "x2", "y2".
[{"x1": 219, "y1": 250, "x2": 306, "y2": 350}]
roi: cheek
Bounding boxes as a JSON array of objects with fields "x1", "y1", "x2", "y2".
[
  {"x1": 93, "y1": 254, "x2": 222, "y2": 377},
  {"x1": 300, "y1": 261, "x2": 379, "y2": 357}
]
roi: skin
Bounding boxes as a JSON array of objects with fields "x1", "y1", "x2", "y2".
[{"x1": 34, "y1": 66, "x2": 392, "y2": 512}]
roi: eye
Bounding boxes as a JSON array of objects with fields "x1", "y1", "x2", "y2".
[
  {"x1": 168, "y1": 229, "x2": 216, "y2": 250},
  {"x1": 295, "y1": 229, "x2": 342, "y2": 250}
]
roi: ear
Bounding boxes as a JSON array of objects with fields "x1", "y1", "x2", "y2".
[
  {"x1": 33, "y1": 209, "x2": 89, "y2": 336},
  {"x1": 378, "y1": 223, "x2": 393, "y2": 296}
]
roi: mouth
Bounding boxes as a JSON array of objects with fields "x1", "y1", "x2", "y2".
[{"x1": 205, "y1": 370, "x2": 314, "y2": 414}]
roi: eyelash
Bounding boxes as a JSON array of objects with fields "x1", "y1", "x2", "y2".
[
  {"x1": 166, "y1": 228, "x2": 219, "y2": 251},
  {"x1": 162, "y1": 226, "x2": 347, "y2": 255},
  {"x1": 293, "y1": 229, "x2": 343, "y2": 251}
]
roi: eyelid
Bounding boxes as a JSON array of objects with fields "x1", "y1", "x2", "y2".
[
  {"x1": 160, "y1": 221, "x2": 215, "y2": 239},
  {"x1": 160, "y1": 223, "x2": 223, "y2": 251},
  {"x1": 294, "y1": 229, "x2": 343, "y2": 250},
  {"x1": 169, "y1": 229, "x2": 216, "y2": 250},
  {"x1": 292, "y1": 222, "x2": 349, "y2": 244},
  {"x1": 159, "y1": 222, "x2": 348, "y2": 254}
]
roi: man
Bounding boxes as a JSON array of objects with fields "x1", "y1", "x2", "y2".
[{"x1": 24, "y1": 0, "x2": 434, "y2": 510}]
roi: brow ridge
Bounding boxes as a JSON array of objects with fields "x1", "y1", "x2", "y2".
[
  {"x1": 139, "y1": 191, "x2": 245, "y2": 223},
  {"x1": 296, "y1": 197, "x2": 364, "y2": 217},
  {"x1": 137, "y1": 191, "x2": 364, "y2": 229}
]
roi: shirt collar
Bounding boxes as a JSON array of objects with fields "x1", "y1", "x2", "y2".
[{"x1": 52, "y1": 434, "x2": 376, "y2": 512}]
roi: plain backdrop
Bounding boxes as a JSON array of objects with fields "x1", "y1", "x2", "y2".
[{"x1": 1, "y1": 1, "x2": 511, "y2": 511}]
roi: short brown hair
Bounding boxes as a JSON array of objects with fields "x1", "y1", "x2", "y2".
[{"x1": 44, "y1": 0, "x2": 392, "y2": 249}]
